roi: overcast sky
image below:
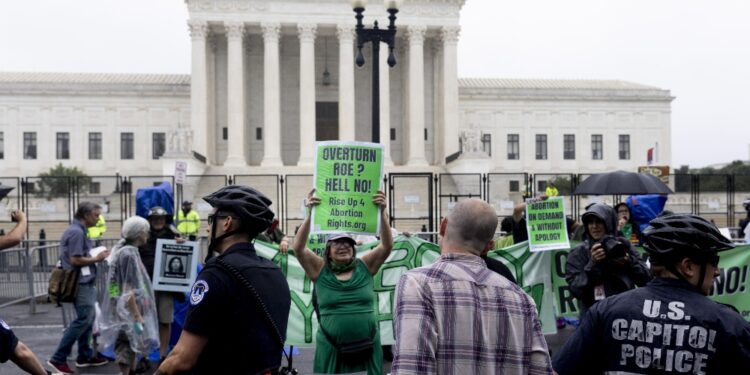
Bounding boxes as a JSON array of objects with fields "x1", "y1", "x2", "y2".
[{"x1": 1, "y1": 0, "x2": 748, "y2": 168}]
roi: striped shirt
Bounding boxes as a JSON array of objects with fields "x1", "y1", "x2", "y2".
[{"x1": 392, "y1": 253, "x2": 552, "y2": 375}]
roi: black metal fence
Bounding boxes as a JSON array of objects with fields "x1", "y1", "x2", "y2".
[{"x1": 2, "y1": 173, "x2": 750, "y2": 242}]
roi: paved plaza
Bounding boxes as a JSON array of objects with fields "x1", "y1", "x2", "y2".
[{"x1": 0, "y1": 300, "x2": 574, "y2": 375}]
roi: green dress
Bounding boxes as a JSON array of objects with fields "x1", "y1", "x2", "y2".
[{"x1": 313, "y1": 259, "x2": 382, "y2": 375}]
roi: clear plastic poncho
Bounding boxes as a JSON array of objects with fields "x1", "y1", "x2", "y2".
[{"x1": 99, "y1": 241, "x2": 159, "y2": 355}]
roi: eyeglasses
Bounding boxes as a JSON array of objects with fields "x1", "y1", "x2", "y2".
[{"x1": 207, "y1": 214, "x2": 235, "y2": 225}]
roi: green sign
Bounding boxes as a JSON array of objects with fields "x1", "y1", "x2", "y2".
[
  {"x1": 525, "y1": 197, "x2": 570, "y2": 252},
  {"x1": 312, "y1": 141, "x2": 384, "y2": 235}
]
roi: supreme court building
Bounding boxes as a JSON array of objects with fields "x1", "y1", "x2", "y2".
[{"x1": 0, "y1": 0, "x2": 674, "y2": 178}]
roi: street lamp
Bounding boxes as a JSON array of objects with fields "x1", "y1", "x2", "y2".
[{"x1": 350, "y1": 0, "x2": 401, "y2": 143}]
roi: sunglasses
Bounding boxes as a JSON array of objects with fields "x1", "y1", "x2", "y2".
[{"x1": 207, "y1": 214, "x2": 235, "y2": 225}]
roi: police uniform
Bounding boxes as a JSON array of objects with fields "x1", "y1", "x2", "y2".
[
  {"x1": 0, "y1": 318, "x2": 18, "y2": 364},
  {"x1": 184, "y1": 242, "x2": 291, "y2": 374},
  {"x1": 553, "y1": 277, "x2": 750, "y2": 374}
]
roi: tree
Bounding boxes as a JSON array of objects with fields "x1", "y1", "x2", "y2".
[{"x1": 36, "y1": 164, "x2": 91, "y2": 199}]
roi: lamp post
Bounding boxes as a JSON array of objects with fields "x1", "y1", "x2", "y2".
[{"x1": 350, "y1": 0, "x2": 401, "y2": 143}]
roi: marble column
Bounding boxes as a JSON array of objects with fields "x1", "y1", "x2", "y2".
[
  {"x1": 407, "y1": 25, "x2": 428, "y2": 166},
  {"x1": 379, "y1": 41, "x2": 393, "y2": 166},
  {"x1": 260, "y1": 22, "x2": 283, "y2": 167},
  {"x1": 188, "y1": 20, "x2": 209, "y2": 163},
  {"x1": 224, "y1": 22, "x2": 246, "y2": 166},
  {"x1": 337, "y1": 24, "x2": 356, "y2": 141},
  {"x1": 297, "y1": 23, "x2": 317, "y2": 166},
  {"x1": 440, "y1": 26, "x2": 460, "y2": 164}
]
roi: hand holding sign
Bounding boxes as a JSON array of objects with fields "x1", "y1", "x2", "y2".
[
  {"x1": 313, "y1": 141, "x2": 385, "y2": 234},
  {"x1": 372, "y1": 190, "x2": 387, "y2": 213}
]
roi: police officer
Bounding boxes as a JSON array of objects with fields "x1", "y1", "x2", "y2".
[
  {"x1": 156, "y1": 185, "x2": 291, "y2": 375},
  {"x1": 553, "y1": 214, "x2": 750, "y2": 374},
  {"x1": 139, "y1": 206, "x2": 184, "y2": 364},
  {"x1": 176, "y1": 200, "x2": 200, "y2": 241}
]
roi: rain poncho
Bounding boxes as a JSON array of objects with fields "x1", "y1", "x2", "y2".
[{"x1": 99, "y1": 241, "x2": 159, "y2": 355}]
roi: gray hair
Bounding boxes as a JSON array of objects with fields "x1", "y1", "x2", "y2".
[
  {"x1": 444, "y1": 199, "x2": 498, "y2": 255},
  {"x1": 75, "y1": 201, "x2": 101, "y2": 220},
  {"x1": 121, "y1": 216, "x2": 150, "y2": 242}
]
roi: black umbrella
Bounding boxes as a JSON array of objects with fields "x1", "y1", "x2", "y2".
[
  {"x1": 573, "y1": 170, "x2": 673, "y2": 195},
  {"x1": 0, "y1": 186, "x2": 14, "y2": 201}
]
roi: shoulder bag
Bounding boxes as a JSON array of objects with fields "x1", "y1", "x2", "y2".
[{"x1": 48, "y1": 261, "x2": 80, "y2": 304}]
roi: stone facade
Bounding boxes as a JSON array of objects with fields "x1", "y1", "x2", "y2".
[{"x1": 0, "y1": 0, "x2": 673, "y2": 178}]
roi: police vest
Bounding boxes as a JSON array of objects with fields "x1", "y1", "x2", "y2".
[
  {"x1": 176, "y1": 210, "x2": 200, "y2": 235},
  {"x1": 87, "y1": 215, "x2": 107, "y2": 239}
]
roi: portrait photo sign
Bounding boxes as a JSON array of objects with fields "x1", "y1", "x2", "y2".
[
  {"x1": 152, "y1": 239, "x2": 200, "y2": 293},
  {"x1": 312, "y1": 141, "x2": 384, "y2": 235}
]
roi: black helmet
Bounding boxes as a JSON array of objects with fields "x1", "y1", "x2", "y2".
[
  {"x1": 202, "y1": 185, "x2": 274, "y2": 233},
  {"x1": 148, "y1": 206, "x2": 169, "y2": 217},
  {"x1": 642, "y1": 214, "x2": 734, "y2": 260}
]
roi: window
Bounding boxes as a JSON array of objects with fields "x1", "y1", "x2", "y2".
[
  {"x1": 89, "y1": 133, "x2": 102, "y2": 160},
  {"x1": 481, "y1": 134, "x2": 492, "y2": 156},
  {"x1": 619, "y1": 134, "x2": 630, "y2": 160},
  {"x1": 222, "y1": 127, "x2": 228, "y2": 140},
  {"x1": 507, "y1": 134, "x2": 519, "y2": 160},
  {"x1": 23, "y1": 181, "x2": 35, "y2": 193},
  {"x1": 152, "y1": 132, "x2": 166, "y2": 159},
  {"x1": 537, "y1": 180, "x2": 547, "y2": 192},
  {"x1": 89, "y1": 182, "x2": 101, "y2": 194},
  {"x1": 0, "y1": 132, "x2": 4, "y2": 159},
  {"x1": 23, "y1": 132, "x2": 36, "y2": 160},
  {"x1": 563, "y1": 134, "x2": 575, "y2": 160},
  {"x1": 256, "y1": 127, "x2": 263, "y2": 140},
  {"x1": 120, "y1": 132, "x2": 134, "y2": 160},
  {"x1": 592, "y1": 134, "x2": 603, "y2": 160},
  {"x1": 509, "y1": 180, "x2": 520, "y2": 192},
  {"x1": 535, "y1": 134, "x2": 547, "y2": 160},
  {"x1": 56, "y1": 132, "x2": 70, "y2": 159},
  {"x1": 390, "y1": 128, "x2": 396, "y2": 141},
  {"x1": 424, "y1": 128, "x2": 428, "y2": 141}
]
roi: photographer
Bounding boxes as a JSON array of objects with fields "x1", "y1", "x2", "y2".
[{"x1": 564, "y1": 203, "x2": 651, "y2": 317}]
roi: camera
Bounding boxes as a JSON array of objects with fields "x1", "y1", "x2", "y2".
[{"x1": 599, "y1": 235, "x2": 629, "y2": 259}]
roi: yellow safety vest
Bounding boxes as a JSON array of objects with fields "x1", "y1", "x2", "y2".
[
  {"x1": 176, "y1": 209, "x2": 201, "y2": 235},
  {"x1": 87, "y1": 215, "x2": 107, "y2": 239},
  {"x1": 545, "y1": 186, "x2": 559, "y2": 197}
]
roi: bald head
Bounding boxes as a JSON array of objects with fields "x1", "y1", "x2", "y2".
[{"x1": 442, "y1": 199, "x2": 498, "y2": 255}]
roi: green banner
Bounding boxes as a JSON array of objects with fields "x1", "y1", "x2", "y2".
[
  {"x1": 252, "y1": 238, "x2": 750, "y2": 346},
  {"x1": 525, "y1": 197, "x2": 570, "y2": 252},
  {"x1": 312, "y1": 141, "x2": 384, "y2": 235}
]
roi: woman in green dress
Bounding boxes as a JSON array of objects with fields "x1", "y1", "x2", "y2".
[{"x1": 290, "y1": 189, "x2": 393, "y2": 375}]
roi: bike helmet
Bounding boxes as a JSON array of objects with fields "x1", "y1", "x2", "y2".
[
  {"x1": 642, "y1": 214, "x2": 734, "y2": 260},
  {"x1": 147, "y1": 205, "x2": 174, "y2": 225},
  {"x1": 203, "y1": 185, "x2": 275, "y2": 234},
  {"x1": 148, "y1": 206, "x2": 169, "y2": 217}
]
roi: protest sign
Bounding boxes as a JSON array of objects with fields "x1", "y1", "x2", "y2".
[
  {"x1": 312, "y1": 141, "x2": 384, "y2": 235},
  {"x1": 525, "y1": 197, "x2": 570, "y2": 252},
  {"x1": 152, "y1": 239, "x2": 199, "y2": 293}
]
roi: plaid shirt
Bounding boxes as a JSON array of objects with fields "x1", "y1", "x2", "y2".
[{"x1": 392, "y1": 253, "x2": 552, "y2": 375}]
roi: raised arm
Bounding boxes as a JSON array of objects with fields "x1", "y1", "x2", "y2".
[
  {"x1": 291, "y1": 189, "x2": 325, "y2": 281},
  {"x1": 361, "y1": 191, "x2": 393, "y2": 275},
  {"x1": 0, "y1": 210, "x2": 27, "y2": 250}
]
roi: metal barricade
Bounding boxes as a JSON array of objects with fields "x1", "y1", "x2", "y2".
[{"x1": 0, "y1": 247, "x2": 34, "y2": 310}]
